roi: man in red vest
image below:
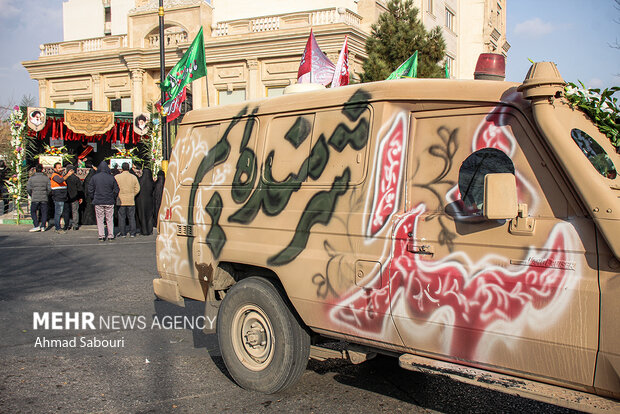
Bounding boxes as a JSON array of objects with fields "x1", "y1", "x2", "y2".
[{"x1": 50, "y1": 162, "x2": 73, "y2": 233}]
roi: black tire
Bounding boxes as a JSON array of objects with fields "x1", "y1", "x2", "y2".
[{"x1": 217, "y1": 276, "x2": 310, "y2": 394}]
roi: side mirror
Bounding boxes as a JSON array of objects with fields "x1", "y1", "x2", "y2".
[{"x1": 483, "y1": 173, "x2": 517, "y2": 220}]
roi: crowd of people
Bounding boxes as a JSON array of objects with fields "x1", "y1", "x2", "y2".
[{"x1": 25, "y1": 160, "x2": 165, "y2": 241}]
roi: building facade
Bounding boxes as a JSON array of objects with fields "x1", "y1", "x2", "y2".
[{"x1": 23, "y1": 0, "x2": 509, "y2": 114}]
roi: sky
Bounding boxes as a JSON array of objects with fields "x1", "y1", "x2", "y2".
[
  {"x1": 0, "y1": 0, "x2": 618, "y2": 107},
  {"x1": 505, "y1": 0, "x2": 620, "y2": 89}
]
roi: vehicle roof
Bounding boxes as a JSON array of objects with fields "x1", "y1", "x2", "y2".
[{"x1": 182, "y1": 79, "x2": 526, "y2": 124}]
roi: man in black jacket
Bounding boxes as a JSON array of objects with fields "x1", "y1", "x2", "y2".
[
  {"x1": 88, "y1": 161, "x2": 119, "y2": 241},
  {"x1": 27, "y1": 164, "x2": 51, "y2": 231},
  {"x1": 63, "y1": 164, "x2": 83, "y2": 231}
]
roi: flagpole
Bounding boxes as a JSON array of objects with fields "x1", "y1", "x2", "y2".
[
  {"x1": 310, "y1": 29, "x2": 313, "y2": 84},
  {"x1": 159, "y1": 0, "x2": 169, "y2": 166}
]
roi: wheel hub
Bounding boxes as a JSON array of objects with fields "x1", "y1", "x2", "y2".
[
  {"x1": 231, "y1": 305, "x2": 274, "y2": 371},
  {"x1": 244, "y1": 322, "x2": 267, "y2": 349}
]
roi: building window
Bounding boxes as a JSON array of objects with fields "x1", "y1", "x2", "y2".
[
  {"x1": 266, "y1": 86, "x2": 286, "y2": 98},
  {"x1": 55, "y1": 101, "x2": 93, "y2": 110},
  {"x1": 445, "y1": 8, "x2": 455, "y2": 32},
  {"x1": 109, "y1": 97, "x2": 131, "y2": 112},
  {"x1": 218, "y1": 89, "x2": 246, "y2": 105},
  {"x1": 497, "y1": 2, "x2": 503, "y2": 26},
  {"x1": 445, "y1": 55, "x2": 454, "y2": 78},
  {"x1": 104, "y1": 5, "x2": 111, "y2": 36}
]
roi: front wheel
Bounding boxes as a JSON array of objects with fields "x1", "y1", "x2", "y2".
[{"x1": 217, "y1": 277, "x2": 310, "y2": 394}]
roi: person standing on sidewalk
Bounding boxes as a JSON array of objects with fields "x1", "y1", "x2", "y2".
[
  {"x1": 88, "y1": 161, "x2": 119, "y2": 242},
  {"x1": 136, "y1": 167, "x2": 155, "y2": 236},
  {"x1": 115, "y1": 162, "x2": 140, "y2": 237},
  {"x1": 50, "y1": 162, "x2": 72, "y2": 233},
  {"x1": 0, "y1": 160, "x2": 9, "y2": 215},
  {"x1": 64, "y1": 164, "x2": 83, "y2": 230},
  {"x1": 26, "y1": 164, "x2": 51, "y2": 232},
  {"x1": 81, "y1": 160, "x2": 97, "y2": 225},
  {"x1": 153, "y1": 170, "x2": 165, "y2": 226}
]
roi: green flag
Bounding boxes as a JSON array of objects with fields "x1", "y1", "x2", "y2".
[
  {"x1": 386, "y1": 51, "x2": 418, "y2": 80},
  {"x1": 161, "y1": 27, "x2": 207, "y2": 104}
]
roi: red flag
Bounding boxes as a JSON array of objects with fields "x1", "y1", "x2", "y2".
[
  {"x1": 156, "y1": 87, "x2": 187, "y2": 122},
  {"x1": 330, "y1": 36, "x2": 349, "y2": 88},
  {"x1": 297, "y1": 29, "x2": 335, "y2": 85}
]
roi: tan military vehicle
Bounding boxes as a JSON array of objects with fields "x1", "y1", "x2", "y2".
[{"x1": 154, "y1": 60, "x2": 619, "y2": 409}]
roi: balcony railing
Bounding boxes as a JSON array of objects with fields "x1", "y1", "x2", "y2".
[
  {"x1": 147, "y1": 29, "x2": 189, "y2": 48},
  {"x1": 39, "y1": 7, "x2": 362, "y2": 57},
  {"x1": 40, "y1": 35, "x2": 127, "y2": 57},
  {"x1": 214, "y1": 7, "x2": 362, "y2": 37}
]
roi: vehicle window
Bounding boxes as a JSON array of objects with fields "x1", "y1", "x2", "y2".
[
  {"x1": 178, "y1": 124, "x2": 220, "y2": 186},
  {"x1": 310, "y1": 107, "x2": 371, "y2": 186},
  {"x1": 571, "y1": 128, "x2": 617, "y2": 179},
  {"x1": 264, "y1": 114, "x2": 315, "y2": 185},
  {"x1": 177, "y1": 118, "x2": 258, "y2": 187},
  {"x1": 458, "y1": 148, "x2": 515, "y2": 211}
]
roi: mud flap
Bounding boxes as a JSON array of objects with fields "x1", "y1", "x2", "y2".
[
  {"x1": 203, "y1": 287, "x2": 220, "y2": 334},
  {"x1": 202, "y1": 265, "x2": 235, "y2": 334},
  {"x1": 153, "y1": 278, "x2": 184, "y2": 307}
]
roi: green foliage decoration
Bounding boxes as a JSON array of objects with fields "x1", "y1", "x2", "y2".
[
  {"x1": 5, "y1": 106, "x2": 36, "y2": 221},
  {"x1": 565, "y1": 81, "x2": 620, "y2": 151}
]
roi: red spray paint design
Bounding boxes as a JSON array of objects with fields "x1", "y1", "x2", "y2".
[
  {"x1": 330, "y1": 100, "x2": 571, "y2": 359},
  {"x1": 331, "y1": 204, "x2": 570, "y2": 359},
  {"x1": 367, "y1": 113, "x2": 407, "y2": 237}
]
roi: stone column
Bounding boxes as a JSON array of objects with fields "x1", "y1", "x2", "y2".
[
  {"x1": 91, "y1": 74, "x2": 104, "y2": 110},
  {"x1": 38, "y1": 79, "x2": 48, "y2": 107},
  {"x1": 131, "y1": 69, "x2": 145, "y2": 114},
  {"x1": 246, "y1": 59, "x2": 260, "y2": 100}
]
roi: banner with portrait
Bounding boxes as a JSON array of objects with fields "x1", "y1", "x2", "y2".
[
  {"x1": 133, "y1": 113, "x2": 150, "y2": 136},
  {"x1": 27, "y1": 107, "x2": 46, "y2": 132}
]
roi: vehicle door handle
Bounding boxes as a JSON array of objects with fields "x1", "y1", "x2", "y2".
[{"x1": 406, "y1": 242, "x2": 434, "y2": 255}]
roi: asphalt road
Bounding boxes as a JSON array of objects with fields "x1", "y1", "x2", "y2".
[{"x1": 0, "y1": 224, "x2": 581, "y2": 413}]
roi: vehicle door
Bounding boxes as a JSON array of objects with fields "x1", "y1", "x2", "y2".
[{"x1": 389, "y1": 102, "x2": 599, "y2": 388}]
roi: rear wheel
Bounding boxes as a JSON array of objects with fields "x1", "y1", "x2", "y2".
[{"x1": 217, "y1": 277, "x2": 310, "y2": 393}]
